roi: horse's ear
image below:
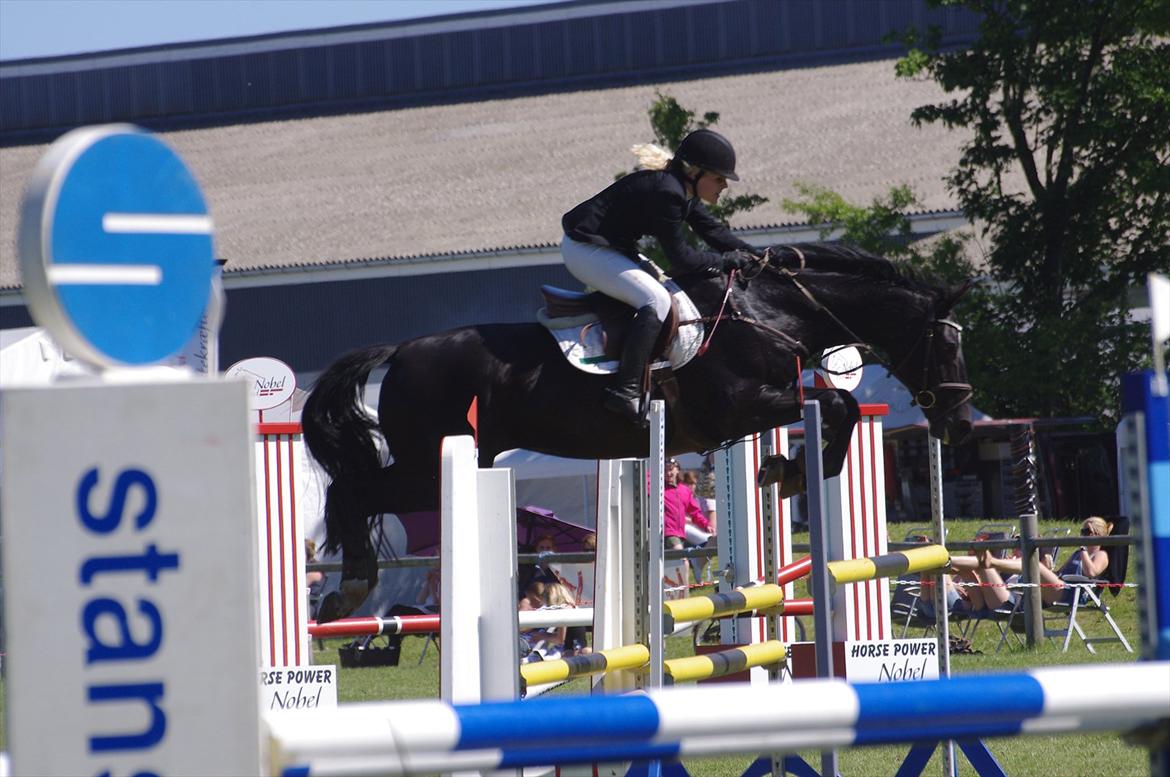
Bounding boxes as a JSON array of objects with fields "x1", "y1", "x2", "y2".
[{"x1": 939, "y1": 278, "x2": 975, "y2": 314}]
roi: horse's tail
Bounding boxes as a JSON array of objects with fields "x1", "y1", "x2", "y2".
[
  {"x1": 302, "y1": 344, "x2": 398, "y2": 484},
  {"x1": 303, "y1": 344, "x2": 398, "y2": 563}
]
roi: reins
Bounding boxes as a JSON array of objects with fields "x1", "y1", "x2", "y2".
[
  {"x1": 685, "y1": 249, "x2": 810, "y2": 358},
  {"x1": 687, "y1": 246, "x2": 973, "y2": 412}
]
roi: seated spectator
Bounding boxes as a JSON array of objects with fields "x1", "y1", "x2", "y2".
[
  {"x1": 543, "y1": 581, "x2": 591, "y2": 657},
  {"x1": 949, "y1": 517, "x2": 1112, "y2": 610},
  {"x1": 519, "y1": 579, "x2": 546, "y2": 612},
  {"x1": 378, "y1": 554, "x2": 441, "y2": 652},
  {"x1": 519, "y1": 534, "x2": 570, "y2": 594}
]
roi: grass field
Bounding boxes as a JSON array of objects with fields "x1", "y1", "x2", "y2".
[{"x1": 1, "y1": 518, "x2": 1156, "y2": 775}]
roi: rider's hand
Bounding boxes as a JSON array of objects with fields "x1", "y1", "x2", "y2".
[{"x1": 720, "y1": 251, "x2": 755, "y2": 273}]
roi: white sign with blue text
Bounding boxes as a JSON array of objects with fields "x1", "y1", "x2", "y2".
[
  {"x1": 843, "y1": 638, "x2": 940, "y2": 682},
  {"x1": 261, "y1": 665, "x2": 338, "y2": 713},
  {"x1": 0, "y1": 379, "x2": 262, "y2": 775}
]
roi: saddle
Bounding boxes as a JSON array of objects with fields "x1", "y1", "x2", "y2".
[{"x1": 536, "y1": 282, "x2": 704, "y2": 375}]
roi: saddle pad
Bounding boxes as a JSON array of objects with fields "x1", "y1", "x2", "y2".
[{"x1": 544, "y1": 283, "x2": 704, "y2": 375}]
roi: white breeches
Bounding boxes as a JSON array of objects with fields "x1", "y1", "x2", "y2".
[{"x1": 561, "y1": 236, "x2": 671, "y2": 321}]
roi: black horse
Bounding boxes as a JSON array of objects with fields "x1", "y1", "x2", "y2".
[{"x1": 303, "y1": 243, "x2": 974, "y2": 620}]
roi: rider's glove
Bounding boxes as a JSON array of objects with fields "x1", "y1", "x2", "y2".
[{"x1": 720, "y1": 251, "x2": 756, "y2": 274}]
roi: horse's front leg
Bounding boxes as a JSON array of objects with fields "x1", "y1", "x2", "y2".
[
  {"x1": 714, "y1": 383, "x2": 807, "y2": 497},
  {"x1": 755, "y1": 387, "x2": 859, "y2": 499},
  {"x1": 806, "y1": 386, "x2": 860, "y2": 479}
]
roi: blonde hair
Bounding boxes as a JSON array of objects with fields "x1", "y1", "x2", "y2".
[
  {"x1": 631, "y1": 143, "x2": 672, "y2": 171},
  {"x1": 543, "y1": 582, "x2": 577, "y2": 608},
  {"x1": 304, "y1": 538, "x2": 318, "y2": 562},
  {"x1": 1083, "y1": 516, "x2": 1112, "y2": 537}
]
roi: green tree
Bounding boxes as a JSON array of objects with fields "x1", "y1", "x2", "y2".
[
  {"x1": 630, "y1": 93, "x2": 767, "y2": 268},
  {"x1": 782, "y1": 182, "x2": 972, "y2": 283},
  {"x1": 892, "y1": 0, "x2": 1170, "y2": 421}
]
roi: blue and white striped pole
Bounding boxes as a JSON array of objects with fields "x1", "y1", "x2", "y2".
[
  {"x1": 1122, "y1": 370, "x2": 1170, "y2": 663},
  {"x1": 267, "y1": 663, "x2": 1170, "y2": 776}
]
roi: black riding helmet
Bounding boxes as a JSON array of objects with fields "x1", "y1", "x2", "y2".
[{"x1": 674, "y1": 128, "x2": 739, "y2": 181}]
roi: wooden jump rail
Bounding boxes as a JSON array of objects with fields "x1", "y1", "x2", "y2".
[
  {"x1": 519, "y1": 645, "x2": 650, "y2": 691},
  {"x1": 664, "y1": 640, "x2": 787, "y2": 684},
  {"x1": 518, "y1": 641, "x2": 788, "y2": 691},
  {"x1": 826, "y1": 545, "x2": 951, "y2": 586}
]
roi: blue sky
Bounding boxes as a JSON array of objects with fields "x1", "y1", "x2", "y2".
[{"x1": 0, "y1": 0, "x2": 555, "y2": 61}]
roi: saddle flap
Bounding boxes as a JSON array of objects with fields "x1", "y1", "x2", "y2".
[{"x1": 538, "y1": 282, "x2": 703, "y2": 375}]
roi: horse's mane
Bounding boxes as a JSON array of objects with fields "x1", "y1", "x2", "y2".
[{"x1": 771, "y1": 242, "x2": 933, "y2": 290}]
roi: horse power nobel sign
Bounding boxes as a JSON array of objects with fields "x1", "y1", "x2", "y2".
[{"x1": 18, "y1": 124, "x2": 215, "y2": 367}]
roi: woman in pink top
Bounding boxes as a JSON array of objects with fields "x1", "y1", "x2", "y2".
[{"x1": 664, "y1": 459, "x2": 712, "y2": 549}]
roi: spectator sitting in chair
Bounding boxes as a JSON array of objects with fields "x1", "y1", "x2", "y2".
[
  {"x1": 948, "y1": 517, "x2": 1112, "y2": 610},
  {"x1": 379, "y1": 554, "x2": 441, "y2": 654}
]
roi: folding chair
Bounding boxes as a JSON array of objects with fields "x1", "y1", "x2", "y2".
[
  {"x1": 901, "y1": 526, "x2": 935, "y2": 544},
  {"x1": 964, "y1": 595, "x2": 1026, "y2": 653},
  {"x1": 974, "y1": 523, "x2": 1017, "y2": 559},
  {"x1": 890, "y1": 575, "x2": 935, "y2": 638},
  {"x1": 1037, "y1": 575, "x2": 1133, "y2": 654}
]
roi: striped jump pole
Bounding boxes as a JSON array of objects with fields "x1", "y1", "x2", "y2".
[
  {"x1": 777, "y1": 555, "x2": 813, "y2": 586},
  {"x1": 309, "y1": 608, "x2": 594, "y2": 640},
  {"x1": 309, "y1": 614, "x2": 441, "y2": 640},
  {"x1": 518, "y1": 642, "x2": 787, "y2": 691},
  {"x1": 826, "y1": 545, "x2": 950, "y2": 586},
  {"x1": 664, "y1": 640, "x2": 786, "y2": 685},
  {"x1": 662, "y1": 584, "x2": 785, "y2": 630},
  {"x1": 677, "y1": 596, "x2": 813, "y2": 624},
  {"x1": 266, "y1": 662, "x2": 1170, "y2": 776},
  {"x1": 519, "y1": 645, "x2": 650, "y2": 691}
]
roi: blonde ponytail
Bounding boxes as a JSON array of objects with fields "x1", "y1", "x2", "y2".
[{"x1": 631, "y1": 143, "x2": 673, "y2": 171}]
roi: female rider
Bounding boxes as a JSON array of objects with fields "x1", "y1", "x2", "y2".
[{"x1": 560, "y1": 128, "x2": 758, "y2": 426}]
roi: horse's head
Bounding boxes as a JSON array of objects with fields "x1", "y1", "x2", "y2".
[{"x1": 890, "y1": 280, "x2": 975, "y2": 446}]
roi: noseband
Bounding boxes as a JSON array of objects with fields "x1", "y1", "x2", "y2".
[{"x1": 896, "y1": 318, "x2": 973, "y2": 414}]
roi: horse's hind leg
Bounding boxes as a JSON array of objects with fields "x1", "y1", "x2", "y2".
[{"x1": 317, "y1": 462, "x2": 441, "y2": 622}]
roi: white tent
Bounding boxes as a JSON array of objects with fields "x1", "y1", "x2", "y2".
[
  {"x1": 492, "y1": 448, "x2": 708, "y2": 529},
  {"x1": 0, "y1": 327, "x2": 93, "y2": 387}
]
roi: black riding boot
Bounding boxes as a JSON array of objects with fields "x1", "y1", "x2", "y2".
[{"x1": 603, "y1": 304, "x2": 663, "y2": 426}]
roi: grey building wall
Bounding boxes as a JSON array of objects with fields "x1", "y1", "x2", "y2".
[
  {"x1": 0, "y1": 0, "x2": 979, "y2": 141},
  {"x1": 217, "y1": 263, "x2": 580, "y2": 373}
]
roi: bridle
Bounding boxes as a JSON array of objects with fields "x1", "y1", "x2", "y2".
[
  {"x1": 888, "y1": 317, "x2": 974, "y2": 414},
  {"x1": 688, "y1": 246, "x2": 973, "y2": 414}
]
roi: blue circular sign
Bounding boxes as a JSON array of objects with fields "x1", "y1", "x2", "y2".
[{"x1": 18, "y1": 124, "x2": 215, "y2": 367}]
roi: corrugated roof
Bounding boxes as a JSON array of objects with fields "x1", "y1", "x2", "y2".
[{"x1": 0, "y1": 56, "x2": 986, "y2": 291}]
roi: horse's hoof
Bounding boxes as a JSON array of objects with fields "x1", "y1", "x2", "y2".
[
  {"x1": 315, "y1": 579, "x2": 370, "y2": 623},
  {"x1": 340, "y1": 578, "x2": 370, "y2": 613},
  {"x1": 756, "y1": 455, "x2": 787, "y2": 487},
  {"x1": 778, "y1": 472, "x2": 807, "y2": 500},
  {"x1": 315, "y1": 591, "x2": 346, "y2": 624}
]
